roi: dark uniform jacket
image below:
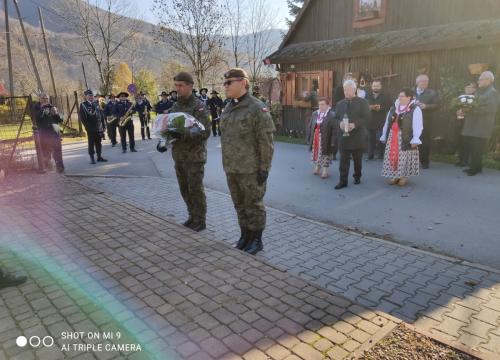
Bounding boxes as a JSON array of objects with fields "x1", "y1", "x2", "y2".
[
  {"x1": 219, "y1": 93, "x2": 275, "y2": 174},
  {"x1": 155, "y1": 100, "x2": 172, "y2": 114},
  {"x1": 331, "y1": 96, "x2": 371, "y2": 150},
  {"x1": 113, "y1": 100, "x2": 133, "y2": 118},
  {"x1": 366, "y1": 91, "x2": 392, "y2": 130},
  {"x1": 34, "y1": 102, "x2": 63, "y2": 134},
  {"x1": 104, "y1": 101, "x2": 115, "y2": 117},
  {"x1": 207, "y1": 96, "x2": 224, "y2": 118},
  {"x1": 168, "y1": 95, "x2": 211, "y2": 163},
  {"x1": 79, "y1": 101, "x2": 102, "y2": 133},
  {"x1": 134, "y1": 99, "x2": 152, "y2": 119}
]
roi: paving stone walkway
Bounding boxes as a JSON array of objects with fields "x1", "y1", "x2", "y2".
[
  {"x1": 0, "y1": 173, "x2": 397, "y2": 360},
  {"x1": 77, "y1": 175, "x2": 500, "y2": 359}
]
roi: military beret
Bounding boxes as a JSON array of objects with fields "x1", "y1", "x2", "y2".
[
  {"x1": 224, "y1": 68, "x2": 249, "y2": 79},
  {"x1": 117, "y1": 92, "x2": 129, "y2": 98},
  {"x1": 84, "y1": 89, "x2": 93, "y2": 96},
  {"x1": 173, "y1": 72, "x2": 194, "y2": 84},
  {"x1": 210, "y1": 90, "x2": 219, "y2": 95}
]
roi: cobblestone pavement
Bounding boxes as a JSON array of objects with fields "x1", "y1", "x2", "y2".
[
  {"x1": 77, "y1": 175, "x2": 500, "y2": 358},
  {"x1": 0, "y1": 173, "x2": 397, "y2": 360}
]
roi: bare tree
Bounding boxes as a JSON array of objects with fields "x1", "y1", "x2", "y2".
[
  {"x1": 153, "y1": 0, "x2": 226, "y2": 88},
  {"x1": 57, "y1": 0, "x2": 141, "y2": 94},
  {"x1": 244, "y1": 0, "x2": 279, "y2": 86},
  {"x1": 225, "y1": 0, "x2": 244, "y2": 67}
]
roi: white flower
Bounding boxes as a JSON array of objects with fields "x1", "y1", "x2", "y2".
[
  {"x1": 460, "y1": 97, "x2": 467, "y2": 103},
  {"x1": 467, "y1": 98, "x2": 473, "y2": 104}
]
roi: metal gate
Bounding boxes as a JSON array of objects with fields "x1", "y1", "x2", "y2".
[{"x1": 0, "y1": 96, "x2": 42, "y2": 173}]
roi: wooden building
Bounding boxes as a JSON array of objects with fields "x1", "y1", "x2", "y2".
[{"x1": 268, "y1": 0, "x2": 500, "y2": 141}]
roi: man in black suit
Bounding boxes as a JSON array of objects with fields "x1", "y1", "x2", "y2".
[
  {"x1": 366, "y1": 80, "x2": 392, "y2": 160},
  {"x1": 332, "y1": 80, "x2": 371, "y2": 189},
  {"x1": 414, "y1": 74, "x2": 440, "y2": 168},
  {"x1": 79, "y1": 90, "x2": 108, "y2": 164}
]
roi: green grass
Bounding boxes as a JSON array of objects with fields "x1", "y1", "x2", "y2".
[{"x1": 275, "y1": 135, "x2": 307, "y2": 145}]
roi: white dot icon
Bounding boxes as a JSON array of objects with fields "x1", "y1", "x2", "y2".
[{"x1": 16, "y1": 336, "x2": 28, "y2": 347}]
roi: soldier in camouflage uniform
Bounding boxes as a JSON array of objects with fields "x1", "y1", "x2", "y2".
[
  {"x1": 220, "y1": 68, "x2": 275, "y2": 255},
  {"x1": 168, "y1": 72, "x2": 211, "y2": 232}
]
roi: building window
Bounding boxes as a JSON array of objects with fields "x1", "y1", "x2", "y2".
[
  {"x1": 353, "y1": 0, "x2": 386, "y2": 29},
  {"x1": 296, "y1": 72, "x2": 320, "y2": 100}
]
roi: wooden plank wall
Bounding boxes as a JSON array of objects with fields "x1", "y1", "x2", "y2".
[{"x1": 287, "y1": 0, "x2": 500, "y2": 45}]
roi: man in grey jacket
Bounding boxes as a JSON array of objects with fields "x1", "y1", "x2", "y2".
[{"x1": 461, "y1": 71, "x2": 499, "y2": 176}]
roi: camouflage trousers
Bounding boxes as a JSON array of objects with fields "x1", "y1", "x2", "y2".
[
  {"x1": 174, "y1": 161, "x2": 207, "y2": 222},
  {"x1": 226, "y1": 173, "x2": 267, "y2": 231}
]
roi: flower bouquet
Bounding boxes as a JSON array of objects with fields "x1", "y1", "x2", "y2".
[
  {"x1": 152, "y1": 112, "x2": 205, "y2": 153},
  {"x1": 451, "y1": 94, "x2": 478, "y2": 119}
]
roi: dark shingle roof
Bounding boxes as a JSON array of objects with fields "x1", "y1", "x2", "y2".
[{"x1": 268, "y1": 19, "x2": 500, "y2": 64}]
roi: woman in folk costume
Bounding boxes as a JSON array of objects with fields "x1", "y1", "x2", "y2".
[
  {"x1": 380, "y1": 88, "x2": 423, "y2": 186},
  {"x1": 307, "y1": 97, "x2": 336, "y2": 179}
]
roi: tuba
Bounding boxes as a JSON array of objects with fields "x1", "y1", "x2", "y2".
[{"x1": 118, "y1": 104, "x2": 134, "y2": 128}]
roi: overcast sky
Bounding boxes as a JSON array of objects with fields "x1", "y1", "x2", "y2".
[{"x1": 122, "y1": 0, "x2": 291, "y2": 30}]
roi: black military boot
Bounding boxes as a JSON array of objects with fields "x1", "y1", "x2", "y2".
[
  {"x1": 90, "y1": 154, "x2": 96, "y2": 164},
  {"x1": 0, "y1": 269, "x2": 27, "y2": 289},
  {"x1": 146, "y1": 127, "x2": 151, "y2": 139},
  {"x1": 189, "y1": 219, "x2": 206, "y2": 232},
  {"x1": 245, "y1": 229, "x2": 263, "y2": 255},
  {"x1": 182, "y1": 216, "x2": 193, "y2": 227},
  {"x1": 97, "y1": 154, "x2": 108, "y2": 162},
  {"x1": 235, "y1": 227, "x2": 250, "y2": 250}
]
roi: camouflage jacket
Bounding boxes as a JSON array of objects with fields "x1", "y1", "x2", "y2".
[
  {"x1": 220, "y1": 93, "x2": 275, "y2": 174},
  {"x1": 169, "y1": 94, "x2": 211, "y2": 163}
]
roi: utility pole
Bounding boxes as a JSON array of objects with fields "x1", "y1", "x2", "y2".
[
  {"x1": 4, "y1": 0, "x2": 14, "y2": 95},
  {"x1": 81, "y1": 62, "x2": 88, "y2": 89},
  {"x1": 38, "y1": 7, "x2": 57, "y2": 97},
  {"x1": 12, "y1": 0, "x2": 44, "y2": 93}
]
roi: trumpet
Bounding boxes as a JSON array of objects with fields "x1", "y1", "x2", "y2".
[{"x1": 119, "y1": 105, "x2": 134, "y2": 128}]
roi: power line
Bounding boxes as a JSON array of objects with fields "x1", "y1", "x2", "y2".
[{"x1": 21, "y1": 0, "x2": 168, "y2": 63}]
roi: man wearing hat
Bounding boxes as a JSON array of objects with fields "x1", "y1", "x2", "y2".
[
  {"x1": 207, "y1": 90, "x2": 224, "y2": 136},
  {"x1": 113, "y1": 92, "x2": 136, "y2": 153},
  {"x1": 134, "y1": 91, "x2": 152, "y2": 140},
  {"x1": 199, "y1": 88, "x2": 209, "y2": 105},
  {"x1": 155, "y1": 91, "x2": 173, "y2": 114},
  {"x1": 170, "y1": 90, "x2": 178, "y2": 103},
  {"x1": 168, "y1": 72, "x2": 211, "y2": 231},
  {"x1": 104, "y1": 94, "x2": 117, "y2": 146},
  {"x1": 219, "y1": 68, "x2": 275, "y2": 255},
  {"x1": 80, "y1": 90, "x2": 108, "y2": 164}
]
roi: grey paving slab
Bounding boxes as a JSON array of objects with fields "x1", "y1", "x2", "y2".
[
  {"x1": 76, "y1": 175, "x2": 500, "y2": 358},
  {"x1": 0, "y1": 173, "x2": 395, "y2": 359}
]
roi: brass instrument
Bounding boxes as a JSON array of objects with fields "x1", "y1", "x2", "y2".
[
  {"x1": 106, "y1": 116, "x2": 118, "y2": 125},
  {"x1": 118, "y1": 104, "x2": 134, "y2": 128}
]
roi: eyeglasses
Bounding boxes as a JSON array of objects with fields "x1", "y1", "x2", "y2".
[{"x1": 223, "y1": 78, "x2": 243, "y2": 87}]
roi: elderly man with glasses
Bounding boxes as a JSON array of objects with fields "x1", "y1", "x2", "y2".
[
  {"x1": 461, "y1": 71, "x2": 499, "y2": 176},
  {"x1": 33, "y1": 93, "x2": 65, "y2": 173},
  {"x1": 219, "y1": 68, "x2": 275, "y2": 255}
]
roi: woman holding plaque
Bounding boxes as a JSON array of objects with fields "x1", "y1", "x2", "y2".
[
  {"x1": 380, "y1": 88, "x2": 423, "y2": 186},
  {"x1": 307, "y1": 97, "x2": 336, "y2": 179}
]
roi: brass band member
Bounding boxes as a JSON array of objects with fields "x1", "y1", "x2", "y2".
[
  {"x1": 113, "y1": 92, "x2": 136, "y2": 153},
  {"x1": 134, "y1": 91, "x2": 152, "y2": 140},
  {"x1": 79, "y1": 89, "x2": 108, "y2": 164}
]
